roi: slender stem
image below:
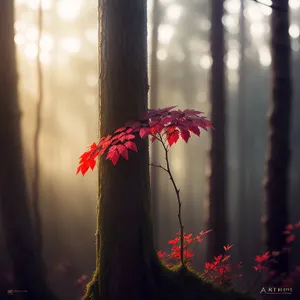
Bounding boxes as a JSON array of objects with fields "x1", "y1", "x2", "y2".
[
  {"x1": 252, "y1": 0, "x2": 287, "y2": 12},
  {"x1": 149, "y1": 163, "x2": 168, "y2": 172},
  {"x1": 161, "y1": 137, "x2": 184, "y2": 266},
  {"x1": 150, "y1": 133, "x2": 185, "y2": 266}
]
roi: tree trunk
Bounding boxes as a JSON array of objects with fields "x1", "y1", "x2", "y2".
[
  {"x1": 32, "y1": 0, "x2": 44, "y2": 254},
  {"x1": 149, "y1": 0, "x2": 160, "y2": 248},
  {"x1": 237, "y1": 0, "x2": 247, "y2": 261},
  {"x1": 91, "y1": 1, "x2": 159, "y2": 299},
  {"x1": 206, "y1": 0, "x2": 228, "y2": 260},
  {"x1": 262, "y1": 0, "x2": 292, "y2": 280},
  {"x1": 0, "y1": 1, "x2": 58, "y2": 299}
]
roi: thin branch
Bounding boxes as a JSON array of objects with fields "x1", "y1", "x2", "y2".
[
  {"x1": 160, "y1": 140, "x2": 185, "y2": 266},
  {"x1": 150, "y1": 130, "x2": 185, "y2": 266},
  {"x1": 251, "y1": 0, "x2": 288, "y2": 12},
  {"x1": 149, "y1": 163, "x2": 168, "y2": 173}
]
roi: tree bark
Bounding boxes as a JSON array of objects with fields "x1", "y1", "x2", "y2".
[
  {"x1": 92, "y1": 1, "x2": 159, "y2": 299},
  {"x1": 0, "y1": 1, "x2": 58, "y2": 299},
  {"x1": 206, "y1": 0, "x2": 228, "y2": 260},
  {"x1": 237, "y1": 0, "x2": 247, "y2": 261},
  {"x1": 149, "y1": 0, "x2": 160, "y2": 248},
  {"x1": 32, "y1": 0, "x2": 44, "y2": 254},
  {"x1": 262, "y1": 0, "x2": 292, "y2": 280}
]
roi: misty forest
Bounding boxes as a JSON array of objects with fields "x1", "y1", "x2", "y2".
[{"x1": 0, "y1": 0, "x2": 300, "y2": 300}]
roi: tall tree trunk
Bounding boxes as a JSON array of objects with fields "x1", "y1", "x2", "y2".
[
  {"x1": 206, "y1": 0, "x2": 228, "y2": 260},
  {"x1": 262, "y1": 1, "x2": 292, "y2": 281},
  {"x1": 149, "y1": 0, "x2": 160, "y2": 248},
  {"x1": 0, "y1": 1, "x2": 58, "y2": 299},
  {"x1": 85, "y1": 1, "x2": 159, "y2": 299},
  {"x1": 32, "y1": 0, "x2": 44, "y2": 254},
  {"x1": 181, "y1": 41, "x2": 196, "y2": 231},
  {"x1": 237, "y1": 0, "x2": 247, "y2": 260}
]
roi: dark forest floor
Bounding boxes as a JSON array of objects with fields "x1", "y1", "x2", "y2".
[
  {"x1": 83, "y1": 266, "x2": 254, "y2": 300},
  {"x1": 156, "y1": 267, "x2": 254, "y2": 300}
]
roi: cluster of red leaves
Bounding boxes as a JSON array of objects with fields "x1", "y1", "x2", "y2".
[
  {"x1": 283, "y1": 221, "x2": 300, "y2": 243},
  {"x1": 77, "y1": 106, "x2": 213, "y2": 175},
  {"x1": 157, "y1": 230, "x2": 212, "y2": 267},
  {"x1": 159, "y1": 221, "x2": 300, "y2": 288},
  {"x1": 252, "y1": 221, "x2": 300, "y2": 286},
  {"x1": 202, "y1": 245, "x2": 243, "y2": 285},
  {"x1": 253, "y1": 251, "x2": 271, "y2": 272}
]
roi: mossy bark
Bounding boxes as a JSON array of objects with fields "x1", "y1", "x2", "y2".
[
  {"x1": 262, "y1": 0, "x2": 291, "y2": 279},
  {"x1": 206, "y1": 0, "x2": 228, "y2": 260},
  {"x1": 83, "y1": 1, "x2": 160, "y2": 299},
  {"x1": 0, "y1": 1, "x2": 58, "y2": 299}
]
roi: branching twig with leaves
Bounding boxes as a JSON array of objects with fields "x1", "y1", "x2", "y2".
[{"x1": 77, "y1": 106, "x2": 213, "y2": 267}]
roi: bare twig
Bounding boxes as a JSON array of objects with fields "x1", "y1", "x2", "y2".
[
  {"x1": 251, "y1": 0, "x2": 288, "y2": 12},
  {"x1": 149, "y1": 163, "x2": 168, "y2": 173}
]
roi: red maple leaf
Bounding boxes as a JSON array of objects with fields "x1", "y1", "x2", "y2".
[
  {"x1": 223, "y1": 244, "x2": 233, "y2": 251},
  {"x1": 179, "y1": 128, "x2": 190, "y2": 143},
  {"x1": 117, "y1": 144, "x2": 129, "y2": 160},
  {"x1": 157, "y1": 250, "x2": 167, "y2": 260},
  {"x1": 124, "y1": 141, "x2": 138, "y2": 152},
  {"x1": 183, "y1": 233, "x2": 193, "y2": 244},
  {"x1": 183, "y1": 249, "x2": 194, "y2": 259},
  {"x1": 168, "y1": 237, "x2": 180, "y2": 245},
  {"x1": 205, "y1": 262, "x2": 216, "y2": 270},
  {"x1": 255, "y1": 251, "x2": 270, "y2": 263},
  {"x1": 114, "y1": 126, "x2": 127, "y2": 133},
  {"x1": 106, "y1": 146, "x2": 120, "y2": 166},
  {"x1": 77, "y1": 143, "x2": 99, "y2": 175},
  {"x1": 139, "y1": 127, "x2": 150, "y2": 138},
  {"x1": 198, "y1": 229, "x2": 213, "y2": 236}
]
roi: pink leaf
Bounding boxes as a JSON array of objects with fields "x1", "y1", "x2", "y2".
[
  {"x1": 117, "y1": 144, "x2": 128, "y2": 160},
  {"x1": 183, "y1": 109, "x2": 202, "y2": 116},
  {"x1": 106, "y1": 146, "x2": 120, "y2": 166},
  {"x1": 114, "y1": 126, "x2": 127, "y2": 133},
  {"x1": 189, "y1": 125, "x2": 200, "y2": 136},
  {"x1": 125, "y1": 134, "x2": 135, "y2": 140},
  {"x1": 180, "y1": 128, "x2": 190, "y2": 143},
  {"x1": 168, "y1": 130, "x2": 179, "y2": 146},
  {"x1": 124, "y1": 141, "x2": 138, "y2": 152},
  {"x1": 125, "y1": 120, "x2": 141, "y2": 129},
  {"x1": 139, "y1": 127, "x2": 149, "y2": 139}
]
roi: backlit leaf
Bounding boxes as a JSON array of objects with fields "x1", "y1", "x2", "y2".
[
  {"x1": 124, "y1": 141, "x2": 138, "y2": 152},
  {"x1": 167, "y1": 130, "x2": 179, "y2": 146},
  {"x1": 139, "y1": 127, "x2": 149, "y2": 138},
  {"x1": 106, "y1": 146, "x2": 120, "y2": 166},
  {"x1": 117, "y1": 144, "x2": 129, "y2": 160},
  {"x1": 179, "y1": 128, "x2": 190, "y2": 143}
]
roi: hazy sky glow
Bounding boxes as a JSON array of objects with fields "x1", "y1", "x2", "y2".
[{"x1": 15, "y1": 0, "x2": 300, "y2": 70}]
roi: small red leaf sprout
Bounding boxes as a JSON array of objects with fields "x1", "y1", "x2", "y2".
[
  {"x1": 158, "y1": 221, "x2": 300, "y2": 290},
  {"x1": 158, "y1": 231, "x2": 211, "y2": 268}
]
